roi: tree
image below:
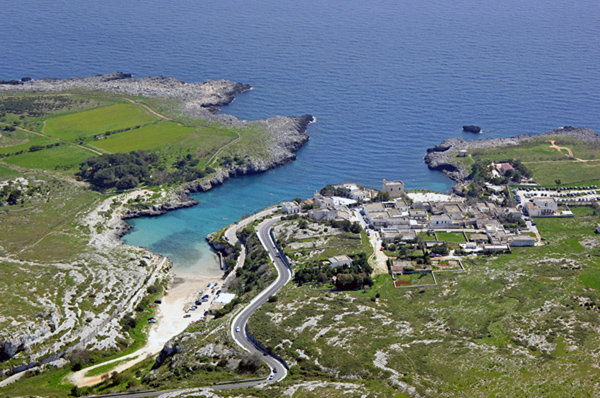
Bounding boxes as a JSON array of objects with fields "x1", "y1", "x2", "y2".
[
  {"x1": 555, "y1": 179, "x2": 562, "y2": 186},
  {"x1": 373, "y1": 192, "x2": 391, "y2": 202}
]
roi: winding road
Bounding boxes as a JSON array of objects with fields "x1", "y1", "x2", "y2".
[
  {"x1": 230, "y1": 216, "x2": 293, "y2": 383},
  {"x1": 85, "y1": 214, "x2": 292, "y2": 397}
]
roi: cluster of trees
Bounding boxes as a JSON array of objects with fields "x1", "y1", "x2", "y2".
[
  {"x1": 295, "y1": 252, "x2": 373, "y2": 290},
  {"x1": 328, "y1": 219, "x2": 362, "y2": 234},
  {"x1": 319, "y1": 184, "x2": 351, "y2": 198},
  {"x1": 95, "y1": 124, "x2": 143, "y2": 140},
  {"x1": 78, "y1": 151, "x2": 158, "y2": 190},
  {"x1": 0, "y1": 142, "x2": 62, "y2": 159},
  {"x1": 78, "y1": 151, "x2": 213, "y2": 190},
  {"x1": 466, "y1": 159, "x2": 533, "y2": 198},
  {"x1": 0, "y1": 95, "x2": 75, "y2": 117},
  {"x1": 0, "y1": 185, "x2": 23, "y2": 205}
]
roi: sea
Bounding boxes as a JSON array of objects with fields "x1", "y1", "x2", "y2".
[{"x1": 2, "y1": 0, "x2": 599, "y2": 275}]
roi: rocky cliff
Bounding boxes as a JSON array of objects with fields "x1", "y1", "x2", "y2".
[{"x1": 424, "y1": 126, "x2": 599, "y2": 184}]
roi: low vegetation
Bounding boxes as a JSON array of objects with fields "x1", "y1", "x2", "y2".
[{"x1": 247, "y1": 206, "x2": 600, "y2": 396}]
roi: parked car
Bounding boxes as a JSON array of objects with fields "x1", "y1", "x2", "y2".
[
  {"x1": 184, "y1": 314, "x2": 191, "y2": 318},
  {"x1": 154, "y1": 299, "x2": 162, "y2": 304}
]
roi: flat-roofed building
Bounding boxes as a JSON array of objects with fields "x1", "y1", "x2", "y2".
[
  {"x1": 282, "y1": 201, "x2": 301, "y2": 214},
  {"x1": 382, "y1": 179, "x2": 404, "y2": 198},
  {"x1": 328, "y1": 255, "x2": 353, "y2": 268}
]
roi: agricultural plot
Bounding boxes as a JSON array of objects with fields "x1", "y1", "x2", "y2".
[
  {"x1": 43, "y1": 103, "x2": 158, "y2": 141},
  {"x1": 0, "y1": 164, "x2": 19, "y2": 179},
  {"x1": 435, "y1": 231, "x2": 466, "y2": 242},
  {"x1": 0, "y1": 129, "x2": 59, "y2": 155},
  {"x1": 91, "y1": 122, "x2": 235, "y2": 162},
  {"x1": 3, "y1": 144, "x2": 96, "y2": 173}
]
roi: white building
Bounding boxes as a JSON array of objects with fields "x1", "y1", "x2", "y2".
[
  {"x1": 282, "y1": 201, "x2": 301, "y2": 214},
  {"x1": 510, "y1": 235, "x2": 536, "y2": 247},
  {"x1": 429, "y1": 214, "x2": 452, "y2": 227},
  {"x1": 532, "y1": 197, "x2": 558, "y2": 215},
  {"x1": 343, "y1": 183, "x2": 368, "y2": 200},
  {"x1": 328, "y1": 255, "x2": 353, "y2": 268}
]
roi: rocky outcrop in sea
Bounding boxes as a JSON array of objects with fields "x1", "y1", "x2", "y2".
[{"x1": 424, "y1": 126, "x2": 599, "y2": 183}]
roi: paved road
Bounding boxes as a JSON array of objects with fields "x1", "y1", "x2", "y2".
[
  {"x1": 86, "y1": 216, "x2": 292, "y2": 398},
  {"x1": 230, "y1": 216, "x2": 293, "y2": 383}
]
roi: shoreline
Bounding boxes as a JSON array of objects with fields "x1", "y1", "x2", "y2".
[{"x1": 424, "y1": 126, "x2": 599, "y2": 187}]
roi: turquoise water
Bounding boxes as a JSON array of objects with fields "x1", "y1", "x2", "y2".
[{"x1": 2, "y1": 0, "x2": 599, "y2": 271}]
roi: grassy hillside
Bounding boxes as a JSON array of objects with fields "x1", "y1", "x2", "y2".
[
  {"x1": 248, "y1": 207, "x2": 600, "y2": 397},
  {"x1": 456, "y1": 137, "x2": 600, "y2": 186},
  {"x1": 0, "y1": 91, "x2": 266, "y2": 186}
]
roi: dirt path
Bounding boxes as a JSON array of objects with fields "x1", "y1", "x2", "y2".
[
  {"x1": 547, "y1": 140, "x2": 588, "y2": 162},
  {"x1": 121, "y1": 98, "x2": 170, "y2": 121},
  {"x1": 368, "y1": 232, "x2": 389, "y2": 276},
  {"x1": 207, "y1": 132, "x2": 241, "y2": 167}
]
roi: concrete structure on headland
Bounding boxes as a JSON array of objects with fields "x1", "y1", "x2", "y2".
[{"x1": 382, "y1": 179, "x2": 404, "y2": 198}]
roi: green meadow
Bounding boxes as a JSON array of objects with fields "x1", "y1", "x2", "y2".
[
  {"x1": 3, "y1": 144, "x2": 96, "y2": 172},
  {"x1": 43, "y1": 103, "x2": 158, "y2": 141},
  {"x1": 456, "y1": 137, "x2": 600, "y2": 186},
  {"x1": 91, "y1": 121, "x2": 236, "y2": 158}
]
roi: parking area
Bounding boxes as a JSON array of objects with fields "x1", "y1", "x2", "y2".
[{"x1": 514, "y1": 185, "x2": 599, "y2": 204}]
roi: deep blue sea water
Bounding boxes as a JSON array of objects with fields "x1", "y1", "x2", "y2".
[{"x1": 2, "y1": 0, "x2": 599, "y2": 273}]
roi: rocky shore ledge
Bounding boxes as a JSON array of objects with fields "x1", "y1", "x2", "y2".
[
  {"x1": 0, "y1": 72, "x2": 251, "y2": 115},
  {"x1": 424, "y1": 126, "x2": 599, "y2": 184}
]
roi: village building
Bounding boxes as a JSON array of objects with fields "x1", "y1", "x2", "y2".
[
  {"x1": 328, "y1": 255, "x2": 353, "y2": 269},
  {"x1": 409, "y1": 209, "x2": 428, "y2": 223},
  {"x1": 429, "y1": 214, "x2": 453, "y2": 227},
  {"x1": 382, "y1": 179, "x2": 405, "y2": 198},
  {"x1": 457, "y1": 149, "x2": 468, "y2": 157},
  {"x1": 394, "y1": 198, "x2": 410, "y2": 212},
  {"x1": 496, "y1": 162, "x2": 515, "y2": 175},
  {"x1": 281, "y1": 201, "x2": 301, "y2": 214},
  {"x1": 531, "y1": 197, "x2": 558, "y2": 215},
  {"x1": 342, "y1": 183, "x2": 368, "y2": 200},
  {"x1": 307, "y1": 207, "x2": 338, "y2": 222},
  {"x1": 470, "y1": 233, "x2": 489, "y2": 244},
  {"x1": 510, "y1": 235, "x2": 536, "y2": 247},
  {"x1": 390, "y1": 259, "x2": 415, "y2": 275}
]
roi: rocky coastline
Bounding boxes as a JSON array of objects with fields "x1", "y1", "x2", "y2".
[
  {"x1": 2, "y1": 72, "x2": 314, "y2": 225},
  {"x1": 424, "y1": 126, "x2": 599, "y2": 184},
  {"x1": 0, "y1": 72, "x2": 251, "y2": 115}
]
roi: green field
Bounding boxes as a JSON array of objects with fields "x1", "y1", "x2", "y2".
[
  {"x1": 435, "y1": 231, "x2": 467, "y2": 242},
  {"x1": 526, "y1": 161, "x2": 600, "y2": 186},
  {"x1": 43, "y1": 103, "x2": 158, "y2": 141},
  {"x1": 0, "y1": 164, "x2": 20, "y2": 179},
  {"x1": 91, "y1": 121, "x2": 236, "y2": 159},
  {"x1": 0, "y1": 129, "x2": 59, "y2": 155},
  {"x1": 3, "y1": 144, "x2": 97, "y2": 172}
]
